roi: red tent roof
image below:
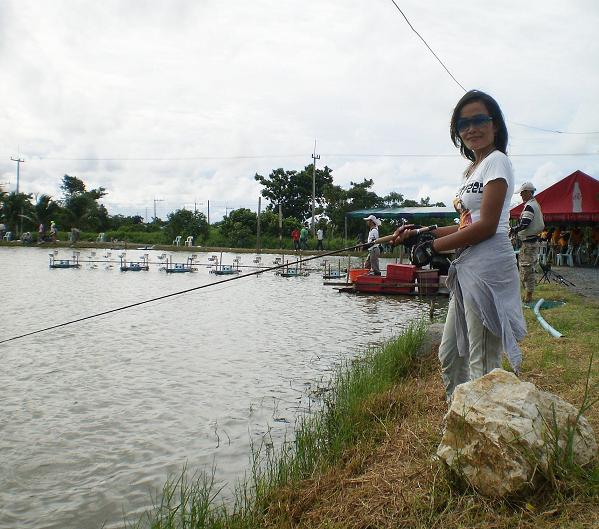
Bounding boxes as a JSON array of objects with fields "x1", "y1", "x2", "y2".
[{"x1": 510, "y1": 170, "x2": 599, "y2": 223}]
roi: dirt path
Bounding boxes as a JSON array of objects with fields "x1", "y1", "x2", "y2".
[{"x1": 547, "y1": 265, "x2": 599, "y2": 300}]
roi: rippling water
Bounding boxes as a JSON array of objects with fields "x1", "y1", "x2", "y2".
[{"x1": 0, "y1": 247, "x2": 448, "y2": 529}]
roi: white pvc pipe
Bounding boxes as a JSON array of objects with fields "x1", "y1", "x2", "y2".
[{"x1": 533, "y1": 298, "x2": 563, "y2": 338}]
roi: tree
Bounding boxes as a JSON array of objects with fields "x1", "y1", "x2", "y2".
[
  {"x1": 59, "y1": 174, "x2": 107, "y2": 231},
  {"x1": 346, "y1": 179, "x2": 384, "y2": 210},
  {"x1": 322, "y1": 183, "x2": 349, "y2": 236},
  {"x1": 165, "y1": 209, "x2": 209, "y2": 243},
  {"x1": 219, "y1": 208, "x2": 256, "y2": 247},
  {"x1": 382, "y1": 192, "x2": 405, "y2": 207},
  {"x1": 255, "y1": 164, "x2": 334, "y2": 222},
  {"x1": 0, "y1": 192, "x2": 34, "y2": 235},
  {"x1": 33, "y1": 194, "x2": 60, "y2": 231},
  {"x1": 60, "y1": 175, "x2": 86, "y2": 196}
]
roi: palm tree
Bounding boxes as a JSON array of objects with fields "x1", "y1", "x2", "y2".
[
  {"x1": 33, "y1": 194, "x2": 60, "y2": 233},
  {"x1": 0, "y1": 192, "x2": 34, "y2": 236}
]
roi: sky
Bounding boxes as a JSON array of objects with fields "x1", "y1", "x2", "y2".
[{"x1": 1, "y1": 0, "x2": 599, "y2": 222}]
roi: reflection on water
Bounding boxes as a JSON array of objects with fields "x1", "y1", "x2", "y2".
[{"x1": 0, "y1": 247, "x2": 447, "y2": 529}]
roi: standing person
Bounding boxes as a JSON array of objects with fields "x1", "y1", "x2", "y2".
[
  {"x1": 392, "y1": 90, "x2": 526, "y2": 402},
  {"x1": 291, "y1": 227, "x2": 300, "y2": 251},
  {"x1": 510, "y1": 182, "x2": 544, "y2": 303},
  {"x1": 38, "y1": 222, "x2": 45, "y2": 242},
  {"x1": 0, "y1": 222, "x2": 6, "y2": 239},
  {"x1": 299, "y1": 225, "x2": 309, "y2": 250},
  {"x1": 363, "y1": 214, "x2": 381, "y2": 275},
  {"x1": 550, "y1": 226, "x2": 562, "y2": 257},
  {"x1": 50, "y1": 221, "x2": 57, "y2": 242},
  {"x1": 316, "y1": 226, "x2": 324, "y2": 251}
]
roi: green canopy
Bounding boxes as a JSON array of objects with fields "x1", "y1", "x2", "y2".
[{"x1": 346, "y1": 206, "x2": 457, "y2": 220}]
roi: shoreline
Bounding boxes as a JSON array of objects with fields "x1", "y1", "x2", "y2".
[{"x1": 124, "y1": 282, "x2": 598, "y2": 529}]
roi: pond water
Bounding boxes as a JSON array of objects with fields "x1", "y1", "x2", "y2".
[{"x1": 0, "y1": 246, "x2": 448, "y2": 529}]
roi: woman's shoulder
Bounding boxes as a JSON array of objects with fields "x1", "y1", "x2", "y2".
[
  {"x1": 485, "y1": 150, "x2": 510, "y2": 165},
  {"x1": 481, "y1": 150, "x2": 513, "y2": 175}
]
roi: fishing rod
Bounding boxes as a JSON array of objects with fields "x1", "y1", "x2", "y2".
[
  {"x1": 0, "y1": 237, "x2": 395, "y2": 345},
  {"x1": 2, "y1": 224, "x2": 441, "y2": 345}
]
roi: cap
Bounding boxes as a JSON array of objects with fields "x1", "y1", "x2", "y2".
[
  {"x1": 363, "y1": 214, "x2": 381, "y2": 226},
  {"x1": 516, "y1": 182, "x2": 536, "y2": 193}
]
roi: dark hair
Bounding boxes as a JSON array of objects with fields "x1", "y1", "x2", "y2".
[{"x1": 450, "y1": 90, "x2": 508, "y2": 162}]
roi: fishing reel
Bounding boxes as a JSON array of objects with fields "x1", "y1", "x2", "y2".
[{"x1": 403, "y1": 227, "x2": 451, "y2": 274}]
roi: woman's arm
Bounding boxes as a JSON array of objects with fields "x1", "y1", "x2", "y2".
[
  {"x1": 433, "y1": 178, "x2": 508, "y2": 253},
  {"x1": 391, "y1": 222, "x2": 459, "y2": 246},
  {"x1": 432, "y1": 225, "x2": 459, "y2": 238}
]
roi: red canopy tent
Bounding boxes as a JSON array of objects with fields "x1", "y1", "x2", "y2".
[{"x1": 510, "y1": 170, "x2": 599, "y2": 223}]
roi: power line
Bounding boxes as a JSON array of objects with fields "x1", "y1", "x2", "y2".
[
  {"x1": 31, "y1": 155, "x2": 307, "y2": 161},
  {"x1": 11, "y1": 152, "x2": 599, "y2": 163},
  {"x1": 510, "y1": 122, "x2": 599, "y2": 135}
]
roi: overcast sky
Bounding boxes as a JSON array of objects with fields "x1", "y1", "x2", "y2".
[{"x1": 2, "y1": 0, "x2": 598, "y2": 222}]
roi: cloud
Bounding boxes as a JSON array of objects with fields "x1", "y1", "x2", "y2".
[{"x1": 2, "y1": 0, "x2": 598, "y2": 221}]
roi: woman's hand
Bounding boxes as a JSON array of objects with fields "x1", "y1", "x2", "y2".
[{"x1": 391, "y1": 224, "x2": 416, "y2": 246}]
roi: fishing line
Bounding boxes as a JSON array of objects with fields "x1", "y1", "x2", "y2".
[
  {"x1": 388, "y1": 0, "x2": 466, "y2": 92},
  {"x1": 387, "y1": 1, "x2": 599, "y2": 136},
  {"x1": 0, "y1": 245, "x2": 365, "y2": 345}
]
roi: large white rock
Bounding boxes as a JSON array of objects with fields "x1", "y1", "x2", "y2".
[{"x1": 437, "y1": 369, "x2": 597, "y2": 497}]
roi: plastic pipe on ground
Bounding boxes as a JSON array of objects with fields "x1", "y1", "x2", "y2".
[{"x1": 533, "y1": 298, "x2": 563, "y2": 338}]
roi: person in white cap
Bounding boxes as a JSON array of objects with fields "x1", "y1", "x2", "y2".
[
  {"x1": 363, "y1": 214, "x2": 381, "y2": 275},
  {"x1": 510, "y1": 182, "x2": 544, "y2": 303}
]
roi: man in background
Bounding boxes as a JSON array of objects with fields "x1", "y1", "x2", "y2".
[
  {"x1": 510, "y1": 182, "x2": 544, "y2": 303},
  {"x1": 299, "y1": 225, "x2": 309, "y2": 250},
  {"x1": 291, "y1": 227, "x2": 300, "y2": 251},
  {"x1": 316, "y1": 226, "x2": 324, "y2": 251}
]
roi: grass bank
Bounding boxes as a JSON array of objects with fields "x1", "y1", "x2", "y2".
[
  {"x1": 130, "y1": 282, "x2": 598, "y2": 529},
  {"x1": 127, "y1": 323, "x2": 428, "y2": 528}
]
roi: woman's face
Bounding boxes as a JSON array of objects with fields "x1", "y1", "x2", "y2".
[{"x1": 457, "y1": 100, "x2": 496, "y2": 154}]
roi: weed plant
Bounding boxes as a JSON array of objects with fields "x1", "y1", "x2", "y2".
[
  {"x1": 126, "y1": 323, "x2": 427, "y2": 529},
  {"x1": 126, "y1": 281, "x2": 598, "y2": 529}
]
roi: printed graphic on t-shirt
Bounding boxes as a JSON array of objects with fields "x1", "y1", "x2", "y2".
[{"x1": 454, "y1": 176, "x2": 485, "y2": 229}]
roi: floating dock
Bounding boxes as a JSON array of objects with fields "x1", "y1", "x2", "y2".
[{"x1": 49, "y1": 252, "x2": 81, "y2": 269}]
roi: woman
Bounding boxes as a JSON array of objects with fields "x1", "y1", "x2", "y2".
[{"x1": 393, "y1": 90, "x2": 526, "y2": 402}]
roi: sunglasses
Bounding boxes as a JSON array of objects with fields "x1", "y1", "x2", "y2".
[{"x1": 456, "y1": 114, "x2": 493, "y2": 133}]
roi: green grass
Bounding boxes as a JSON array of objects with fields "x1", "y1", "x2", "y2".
[
  {"x1": 125, "y1": 323, "x2": 428, "y2": 529},
  {"x1": 123, "y1": 282, "x2": 599, "y2": 529}
]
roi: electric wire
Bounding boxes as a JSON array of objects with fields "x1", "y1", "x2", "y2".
[
  {"x1": 0, "y1": 245, "x2": 363, "y2": 345},
  {"x1": 510, "y1": 122, "x2": 599, "y2": 135},
  {"x1": 15, "y1": 152, "x2": 599, "y2": 162}
]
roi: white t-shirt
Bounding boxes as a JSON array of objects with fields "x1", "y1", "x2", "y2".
[
  {"x1": 453, "y1": 150, "x2": 514, "y2": 234},
  {"x1": 367, "y1": 227, "x2": 379, "y2": 244},
  {"x1": 316, "y1": 228, "x2": 323, "y2": 240}
]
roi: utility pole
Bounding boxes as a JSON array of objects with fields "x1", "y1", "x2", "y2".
[
  {"x1": 311, "y1": 140, "x2": 320, "y2": 236},
  {"x1": 207, "y1": 200, "x2": 210, "y2": 225},
  {"x1": 153, "y1": 198, "x2": 164, "y2": 221},
  {"x1": 10, "y1": 157, "x2": 25, "y2": 194}
]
